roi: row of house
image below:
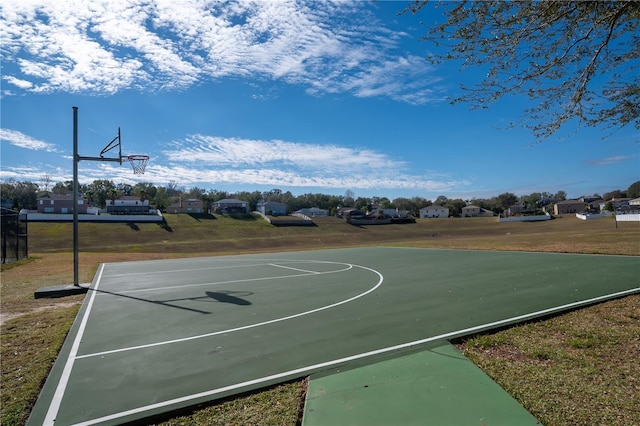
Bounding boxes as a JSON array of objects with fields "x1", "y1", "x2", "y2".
[
  {"x1": 553, "y1": 197, "x2": 640, "y2": 215},
  {"x1": 32, "y1": 195, "x2": 488, "y2": 218},
  {"x1": 33, "y1": 195, "x2": 326, "y2": 216},
  {"x1": 37, "y1": 195, "x2": 160, "y2": 214},
  {"x1": 417, "y1": 204, "x2": 494, "y2": 218},
  {"x1": 36, "y1": 194, "x2": 204, "y2": 215},
  {"x1": 33, "y1": 194, "x2": 640, "y2": 218}
]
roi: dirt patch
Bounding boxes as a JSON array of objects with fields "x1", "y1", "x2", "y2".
[{"x1": 0, "y1": 301, "x2": 82, "y2": 326}]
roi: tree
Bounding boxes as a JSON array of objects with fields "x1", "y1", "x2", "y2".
[
  {"x1": 434, "y1": 195, "x2": 448, "y2": 206},
  {"x1": 344, "y1": 190, "x2": 355, "y2": 206},
  {"x1": 406, "y1": 1, "x2": 639, "y2": 140},
  {"x1": 263, "y1": 188, "x2": 282, "y2": 202},
  {"x1": 87, "y1": 179, "x2": 116, "y2": 208},
  {"x1": 354, "y1": 197, "x2": 371, "y2": 211},
  {"x1": 235, "y1": 191, "x2": 262, "y2": 212},
  {"x1": 186, "y1": 186, "x2": 205, "y2": 200},
  {"x1": 166, "y1": 180, "x2": 181, "y2": 197},
  {"x1": 152, "y1": 187, "x2": 170, "y2": 211},
  {"x1": 603, "y1": 189, "x2": 626, "y2": 200},
  {"x1": 392, "y1": 197, "x2": 412, "y2": 211},
  {"x1": 133, "y1": 182, "x2": 157, "y2": 200},
  {"x1": 116, "y1": 183, "x2": 133, "y2": 196},
  {"x1": 0, "y1": 180, "x2": 39, "y2": 210},
  {"x1": 554, "y1": 191, "x2": 567, "y2": 202},
  {"x1": 497, "y1": 192, "x2": 518, "y2": 211},
  {"x1": 107, "y1": 188, "x2": 121, "y2": 207},
  {"x1": 627, "y1": 180, "x2": 640, "y2": 198},
  {"x1": 444, "y1": 198, "x2": 466, "y2": 217},
  {"x1": 52, "y1": 181, "x2": 73, "y2": 195}
]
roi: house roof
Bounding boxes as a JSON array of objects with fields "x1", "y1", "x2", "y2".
[
  {"x1": 556, "y1": 199, "x2": 585, "y2": 205},
  {"x1": 38, "y1": 194, "x2": 86, "y2": 201},
  {"x1": 215, "y1": 198, "x2": 247, "y2": 204},
  {"x1": 421, "y1": 205, "x2": 447, "y2": 210}
]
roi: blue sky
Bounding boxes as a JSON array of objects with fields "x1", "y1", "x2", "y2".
[{"x1": 1, "y1": 0, "x2": 638, "y2": 201}]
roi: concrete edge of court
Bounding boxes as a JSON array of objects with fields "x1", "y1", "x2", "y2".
[
  {"x1": 302, "y1": 340, "x2": 541, "y2": 426},
  {"x1": 34, "y1": 283, "x2": 90, "y2": 299}
]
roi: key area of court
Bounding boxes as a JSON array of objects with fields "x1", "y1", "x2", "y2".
[{"x1": 28, "y1": 247, "x2": 639, "y2": 425}]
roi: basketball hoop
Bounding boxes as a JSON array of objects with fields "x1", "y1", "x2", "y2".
[{"x1": 126, "y1": 155, "x2": 150, "y2": 174}]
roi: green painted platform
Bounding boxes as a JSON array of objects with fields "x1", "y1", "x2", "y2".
[{"x1": 304, "y1": 341, "x2": 540, "y2": 426}]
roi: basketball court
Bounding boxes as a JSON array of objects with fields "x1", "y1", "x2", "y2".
[{"x1": 28, "y1": 247, "x2": 639, "y2": 425}]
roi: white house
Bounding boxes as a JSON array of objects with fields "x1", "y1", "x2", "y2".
[
  {"x1": 295, "y1": 207, "x2": 329, "y2": 217},
  {"x1": 371, "y1": 208, "x2": 409, "y2": 218},
  {"x1": 419, "y1": 205, "x2": 449, "y2": 218},
  {"x1": 461, "y1": 205, "x2": 494, "y2": 218},
  {"x1": 106, "y1": 196, "x2": 150, "y2": 214},
  {"x1": 257, "y1": 201, "x2": 287, "y2": 216}
]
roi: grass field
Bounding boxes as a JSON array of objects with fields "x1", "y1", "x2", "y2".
[{"x1": 1, "y1": 214, "x2": 638, "y2": 425}]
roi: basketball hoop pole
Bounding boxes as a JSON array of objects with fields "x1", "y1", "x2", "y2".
[
  {"x1": 72, "y1": 106, "x2": 122, "y2": 286},
  {"x1": 73, "y1": 107, "x2": 80, "y2": 286}
]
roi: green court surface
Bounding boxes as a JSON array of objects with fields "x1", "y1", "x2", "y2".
[{"x1": 28, "y1": 247, "x2": 639, "y2": 425}]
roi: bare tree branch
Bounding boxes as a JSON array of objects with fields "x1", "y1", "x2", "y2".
[{"x1": 402, "y1": 0, "x2": 639, "y2": 141}]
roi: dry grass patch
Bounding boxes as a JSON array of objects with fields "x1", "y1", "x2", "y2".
[
  {"x1": 156, "y1": 379, "x2": 307, "y2": 426},
  {"x1": 1, "y1": 307, "x2": 80, "y2": 426},
  {"x1": 456, "y1": 295, "x2": 640, "y2": 426}
]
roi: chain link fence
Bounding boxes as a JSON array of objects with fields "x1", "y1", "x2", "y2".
[{"x1": 1, "y1": 208, "x2": 28, "y2": 264}]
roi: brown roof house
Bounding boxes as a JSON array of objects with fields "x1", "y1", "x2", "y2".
[
  {"x1": 37, "y1": 194, "x2": 88, "y2": 214},
  {"x1": 167, "y1": 198, "x2": 204, "y2": 214},
  {"x1": 212, "y1": 198, "x2": 248, "y2": 214},
  {"x1": 553, "y1": 200, "x2": 587, "y2": 215}
]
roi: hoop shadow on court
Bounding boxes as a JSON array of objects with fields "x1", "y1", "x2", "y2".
[
  {"x1": 205, "y1": 291, "x2": 252, "y2": 305},
  {"x1": 88, "y1": 288, "x2": 253, "y2": 314}
]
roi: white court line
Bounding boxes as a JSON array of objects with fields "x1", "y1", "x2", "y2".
[
  {"x1": 103, "y1": 259, "x2": 346, "y2": 278},
  {"x1": 77, "y1": 263, "x2": 380, "y2": 360},
  {"x1": 43, "y1": 264, "x2": 106, "y2": 425},
  {"x1": 268, "y1": 263, "x2": 321, "y2": 274},
  {"x1": 73, "y1": 286, "x2": 640, "y2": 426},
  {"x1": 103, "y1": 262, "x2": 278, "y2": 278},
  {"x1": 102, "y1": 262, "x2": 353, "y2": 295}
]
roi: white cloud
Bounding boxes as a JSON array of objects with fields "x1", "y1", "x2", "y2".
[
  {"x1": 153, "y1": 134, "x2": 470, "y2": 192},
  {"x1": 0, "y1": 148, "x2": 471, "y2": 195},
  {"x1": 0, "y1": 128, "x2": 58, "y2": 152},
  {"x1": 1, "y1": 0, "x2": 442, "y2": 103},
  {"x1": 590, "y1": 154, "x2": 638, "y2": 166},
  {"x1": 163, "y1": 135, "x2": 406, "y2": 171},
  {"x1": 2, "y1": 75, "x2": 33, "y2": 89}
]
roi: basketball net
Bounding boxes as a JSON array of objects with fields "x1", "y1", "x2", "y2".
[{"x1": 127, "y1": 155, "x2": 149, "y2": 175}]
